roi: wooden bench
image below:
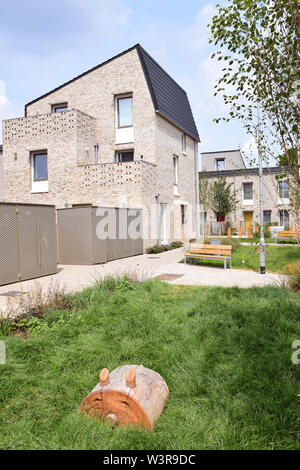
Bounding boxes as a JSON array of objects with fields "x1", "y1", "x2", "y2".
[
  {"x1": 277, "y1": 230, "x2": 299, "y2": 241},
  {"x1": 184, "y1": 243, "x2": 232, "y2": 269}
]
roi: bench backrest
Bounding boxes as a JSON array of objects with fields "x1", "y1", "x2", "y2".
[
  {"x1": 278, "y1": 231, "x2": 298, "y2": 238},
  {"x1": 189, "y1": 243, "x2": 232, "y2": 256}
]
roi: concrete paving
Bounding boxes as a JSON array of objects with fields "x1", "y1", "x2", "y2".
[{"x1": 0, "y1": 248, "x2": 282, "y2": 317}]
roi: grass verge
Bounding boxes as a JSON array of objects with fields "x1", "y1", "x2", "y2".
[
  {"x1": 188, "y1": 245, "x2": 300, "y2": 273},
  {"x1": 0, "y1": 280, "x2": 299, "y2": 449}
]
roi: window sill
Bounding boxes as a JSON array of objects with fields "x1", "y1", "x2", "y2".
[
  {"x1": 278, "y1": 198, "x2": 290, "y2": 205},
  {"x1": 243, "y1": 200, "x2": 253, "y2": 206},
  {"x1": 31, "y1": 190, "x2": 49, "y2": 194}
]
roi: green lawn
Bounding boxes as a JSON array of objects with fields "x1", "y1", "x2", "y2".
[
  {"x1": 0, "y1": 280, "x2": 299, "y2": 450},
  {"x1": 190, "y1": 245, "x2": 300, "y2": 273}
]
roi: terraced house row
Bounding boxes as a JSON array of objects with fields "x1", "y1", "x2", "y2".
[
  {"x1": 0, "y1": 44, "x2": 200, "y2": 249},
  {"x1": 200, "y1": 149, "x2": 293, "y2": 236}
]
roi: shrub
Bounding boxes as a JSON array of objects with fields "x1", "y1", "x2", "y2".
[
  {"x1": 146, "y1": 241, "x2": 183, "y2": 254},
  {"x1": 169, "y1": 241, "x2": 184, "y2": 249},
  {"x1": 278, "y1": 262, "x2": 300, "y2": 291},
  {"x1": 146, "y1": 244, "x2": 165, "y2": 254},
  {"x1": 0, "y1": 314, "x2": 11, "y2": 337}
]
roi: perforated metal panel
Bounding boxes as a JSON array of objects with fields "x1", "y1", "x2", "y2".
[
  {"x1": 0, "y1": 203, "x2": 57, "y2": 286},
  {"x1": 37, "y1": 205, "x2": 57, "y2": 276},
  {"x1": 17, "y1": 205, "x2": 39, "y2": 281},
  {"x1": 57, "y1": 207, "x2": 93, "y2": 265},
  {"x1": 57, "y1": 206, "x2": 143, "y2": 266},
  {"x1": 0, "y1": 204, "x2": 18, "y2": 285},
  {"x1": 92, "y1": 207, "x2": 108, "y2": 264}
]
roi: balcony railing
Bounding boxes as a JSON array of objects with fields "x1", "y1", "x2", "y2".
[{"x1": 3, "y1": 109, "x2": 95, "y2": 144}]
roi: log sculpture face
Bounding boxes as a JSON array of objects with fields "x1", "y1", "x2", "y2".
[{"x1": 79, "y1": 365, "x2": 169, "y2": 430}]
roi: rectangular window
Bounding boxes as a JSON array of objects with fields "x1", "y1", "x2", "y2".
[
  {"x1": 173, "y1": 156, "x2": 178, "y2": 185},
  {"x1": 243, "y1": 182, "x2": 253, "y2": 200},
  {"x1": 279, "y1": 210, "x2": 289, "y2": 229},
  {"x1": 117, "y1": 96, "x2": 133, "y2": 128},
  {"x1": 52, "y1": 103, "x2": 68, "y2": 113},
  {"x1": 279, "y1": 181, "x2": 289, "y2": 199},
  {"x1": 215, "y1": 158, "x2": 225, "y2": 171},
  {"x1": 181, "y1": 205, "x2": 186, "y2": 225},
  {"x1": 32, "y1": 152, "x2": 48, "y2": 181},
  {"x1": 116, "y1": 151, "x2": 134, "y2": 163},
  {"x1": 173, "y1": 156, "x2": 179, "y2": 195},
  {"x1": 182, "y1": 134, "x2": 186, "y2": 153},
  {"x1": 263, "y1": 210, "x2": 272, "y2": 224}
]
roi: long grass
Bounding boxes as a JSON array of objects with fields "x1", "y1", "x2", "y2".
[{"x1": 0, "y1": 280, "x2": 299, "y2": 450}]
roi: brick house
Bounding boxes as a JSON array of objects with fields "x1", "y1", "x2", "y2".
[
  {"x1": 200, "y1": 149, "x2": 292, "y2": 235},
  {"x1": 0, "y1": 44, "x2": 200, "y2": 249}
]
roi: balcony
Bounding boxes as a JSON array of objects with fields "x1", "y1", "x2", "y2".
[
  {"x1": 82, "y1": 160, "x2": 155, "y2": 192},
  {"x1": 3, "y1": 109, "x2": 96, "y2": 146}
]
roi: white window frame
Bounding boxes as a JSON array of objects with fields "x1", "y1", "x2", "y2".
[
  {"x1": 115, "y1": 93, "x2": 134, "y2": 144},
  {"x1": 278, "y1": 181, "x2": 290, "y2": 204},
  {"x1": 31, "y1": 150, "x2": 48, "y2": 193},
  {"x1": 173, "y1": 156, "x2": 179, "y2": 195},
  {"x1": 243, "y1": 182, "x2": 253, "y2": 205},
  {"x1": 182, "y1": 133, "x2": 187, "y2": 154},
  {"x1": 215, "y1": 158, "x2": 225, "y2": 171}
]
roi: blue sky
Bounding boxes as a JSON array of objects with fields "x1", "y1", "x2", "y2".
[{"x1": 0, "y1": 0, "x2": 254, "y2": 162}]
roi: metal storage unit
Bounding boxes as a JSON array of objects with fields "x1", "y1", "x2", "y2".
[
  {"x1": 57, "y1": 206, "x2": 143, "y2": 265},
  {"x1": 0, "y1": 203, "x2": 57, "y2": 286}
]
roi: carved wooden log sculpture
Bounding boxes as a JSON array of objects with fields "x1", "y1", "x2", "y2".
[{"x1": 79, "y1": 365, "x2": 169, "y2": 430}]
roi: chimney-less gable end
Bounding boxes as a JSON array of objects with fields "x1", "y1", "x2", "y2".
[{"x1": 24, "y1": 44, "x2": 200, "y2": 142}]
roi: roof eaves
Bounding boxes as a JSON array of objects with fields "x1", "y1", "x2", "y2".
[
  {"x1": 136, "y1": 44, "x2": 158, "y2": 111},
  {"x1": 156, "y1": 109, "x2": 200, "y2": 142}
]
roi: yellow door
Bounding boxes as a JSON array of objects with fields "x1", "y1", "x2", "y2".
[{"x1": 244, "y1": 212, "x2": 253, "y2": 234}]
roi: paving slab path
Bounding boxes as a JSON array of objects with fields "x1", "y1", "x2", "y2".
[{"x1": 0, "y1": 248, "x2": 282, "y2": 317}]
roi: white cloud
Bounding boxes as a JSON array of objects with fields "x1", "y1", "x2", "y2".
[
  {"x1": 242, "y1": 136, "x2": 258, "y2": 166},
  {"x1": 180, "y1": 3, "x2": 216, "y2": 54},
  {"x1": 0, "y1": 80, "x2": 13, "y2": 142}
]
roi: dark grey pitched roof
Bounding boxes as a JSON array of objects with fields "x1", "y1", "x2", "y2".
[
  {"x1": 136, "y1": 45, "x2": 200, "y2": 141},
  {"x1": 25, "y1": 44, "x2": 199, "y2": 141}
]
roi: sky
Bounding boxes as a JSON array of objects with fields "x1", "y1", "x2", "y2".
[{"x1": 0, "y1": 0, "x2": 255, "y2": 164}]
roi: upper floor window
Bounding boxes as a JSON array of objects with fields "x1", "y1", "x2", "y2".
[
  {"x1": 243, "y1": 182, "x2": 253, "y2": 200},
  {"x1": 173, "y1": 156, "x2": 178, "y2": 186},
  {"x1": 52, "y1": 103, "x2": 68, "y2": 113},
  {"x1": 115, "y1": 150, "x2": 134, "y2": 163},
  {"x1": 173, "y1": 155, "x2": 179, "y2": 196},
  {"x1": 117, "y1": 95, "x2": 133, "y2": 128},
  {"x1": 215, "y1": 158, "x2": 225, "y2": 171},
  {"x1": 32, "y1": 152, "x2": 48, "y2": 181},
  {"x1": 279, "y1": 181, "x2": 289, "y2": 199},
  {"x1": 182, "y1": 133, "x2": 187, "y2": 153}
]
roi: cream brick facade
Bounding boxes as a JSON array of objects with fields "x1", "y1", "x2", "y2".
[
  {"x1": 200, "y1": 151, "x2": 293, "y2": 235},
  {"x1": 1, "y1": 46, "x2": 199, "y2": 249}
]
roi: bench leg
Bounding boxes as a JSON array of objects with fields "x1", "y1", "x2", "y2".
[
  {"x1": 184, "y1": 257, "x2": 186, "y2": 264},
  {"x1": 224, "y1": 259, "x2": 227, "y2": 270},
  {"x1": 230, "y1": 257, "x2": 232, "y2": 269}
]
